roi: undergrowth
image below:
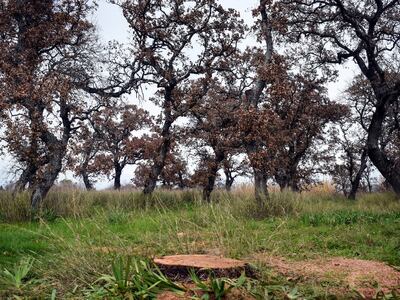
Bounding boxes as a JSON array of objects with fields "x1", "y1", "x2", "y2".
[{"x1": 0, "y1": 188, "x2": 399, "y2": 298}]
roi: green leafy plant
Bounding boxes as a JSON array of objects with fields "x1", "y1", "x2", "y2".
[
  {"x1": 189, "y1": 270, "x2": 247, "y2": 300},
  {"x1": 352, "y1": 288, "x2": 400, "y2": 300},
  {"x1": 0, "y1": 257, "x2": 34, "y2": 289},
  {"x1": 94, "y1": 256, "x2": 185, "y2": 298}
]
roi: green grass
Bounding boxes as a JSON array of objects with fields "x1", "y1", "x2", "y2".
[{"x1": 0, "y1": 189, "x2": 399, "y2": 298}]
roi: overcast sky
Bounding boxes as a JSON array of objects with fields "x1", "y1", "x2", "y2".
[{"x1": 0, "y1": 0, "x2": 357, "y2": 189}]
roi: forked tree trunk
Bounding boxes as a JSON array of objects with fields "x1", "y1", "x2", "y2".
[
  {"x1": 30, "y1": 148, "x2": 64, "y2": 210},
  {"x1": 223, "y1": 165, "x2": 235, "y2": 192},
  {"x1": 80, "y1": 149, "x2": 94, "y2": 191},
  {"x1": 276, "y1": 171, "x2": 300, "y2": 192},
  {"x1": 14, "y1": 164, "x2": 38, "y2": 193},
  {"x1": 348, "y1": 148, "x2": 368, "y2": 200},
  {"x1": 276, "y1": 170, "x2": 289, "y2": 191},
  {"x1": 30, "y1": 97, "x2": 71, "y2": 210},
  {"x1": 143, "y1": 134, "x2": 171, "y2": 194},
  {"x1": 143, "y1": 89, "x2": 174, "y2": 195}
]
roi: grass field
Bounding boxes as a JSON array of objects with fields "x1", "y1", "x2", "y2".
[{"x1": 0, "y1": 187, "x2": 399, "y2": 299}]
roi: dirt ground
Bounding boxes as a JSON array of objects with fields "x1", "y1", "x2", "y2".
[
  {"x1": 92, "y1": 248, "x2": 400, "y2": 299},
  {"x1": 255, "y1": 254, "x2": 400, "y2": 298}
]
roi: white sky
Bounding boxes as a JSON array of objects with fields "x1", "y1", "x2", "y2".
[{"x1": 0, "y1": 0, "x2": 358, "y2": 189}]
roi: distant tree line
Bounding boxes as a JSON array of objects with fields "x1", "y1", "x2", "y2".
[{"x1": 0, "y1": 0, "x2": 399, "y2": 209}]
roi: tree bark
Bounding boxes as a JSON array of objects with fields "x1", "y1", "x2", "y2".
[
  {"x1": 30, "y1": 146, "x2": 65, "y2": 210},
  {"x1": 245, "y1": 1, "x2": 273, "y2": 200},
  {"x1": 114, "y1": 163, "x2": 122, "y2": 190},
  {"x1": 225, "y1": 177, "x2": 234, "y2": 192},
  {"x1": 254, "y1": 168, "x2": 268, "y2": 206},
  {"x1": 142, "y1": 132, "x2": 172, "y2": 194},
  {"x1": 223, "y1": 166, "x2": 235, "y2": 192},
  {"x1": 365, "y1": 167, "x2": 373, "y2": 193},
  {"x1": 275, "y1": 170, "x2": 289, "y2": 191},
  {"x1": 367, "y1": 96, "x2": 400, "y2": 196},
  {"x1": 143, "y1": 88, "x2": 174, "y2": 195},
  {"x1": 29, "y1": 97, "x2": 71, "y2": 210},
  {"x1": 81, "y1": 170, "x2": 94, "y2": 191},
  {"x1": 202, "y1": 151, "x2": 225, "y2": 202},
  {"x1": 14, "y1": 163, "x2": 38, "y2": 192},
  {"x1": 177, "y1": 171, "x2": 185, "y2": 190},
  {"x1": 348, "y1": 148, "x2": 368, "y2": 200},
  {"x1": 80, "y1": 145, "x2": 95, "y2": 191},
  {"x1": 276, "y1": 169, "x2": 300, "y2": 192}
]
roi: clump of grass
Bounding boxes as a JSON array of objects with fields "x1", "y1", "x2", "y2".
[
  {"x1": 189, "y1": 270, "x2": 247, "y2": 300},
  {"x1": 0, "y1": 191, "x2": 31, "y2": 222},
  {"x1": 85, "y1": 256, "x2": 185, "y2": 299},
  {"x1": 0, "y1": 257, "x2": 34, "y2": 289},
  {"x1": 0, "y1": 189, "x2": 202, "y2": 222}
]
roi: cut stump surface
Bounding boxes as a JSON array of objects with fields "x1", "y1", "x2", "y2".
[
  {"x1": 154, "y1": 255, "x2": 250, "y2": 281},
  {"x1": 154, "y1": 255, "x2": 246, "y2": 269}
]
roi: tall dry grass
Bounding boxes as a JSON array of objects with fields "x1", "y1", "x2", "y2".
[{"x1": 0, "y1": 183, "x2": 398, "y2": 222}]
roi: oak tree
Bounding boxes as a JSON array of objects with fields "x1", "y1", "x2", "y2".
[
  {"x1": 0, "y1": 0, "x2": 97, "y2": 208},
  {"x1": 100, "y1": 0, "x2": 245, "y2": 195},
  {"x1": 271, "y1": 0, "x2": 400, "y2": 194}
]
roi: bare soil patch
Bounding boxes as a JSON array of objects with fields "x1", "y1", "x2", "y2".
[{"x1": 255, "y1": 254, "x2": 400, "y2": 298}]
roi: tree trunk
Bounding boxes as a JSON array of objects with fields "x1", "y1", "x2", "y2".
[
  {"x1": 81, "y1": 148, "x2": 94, "y2": 191},
  {"x1": 275, "y1": 170, "x2": 289, "y2": 191},
  {"x1": 142, "y1": 135, "x2": 171, "y2": 194},
  {"x1": 29, "y1": 96, "x2": 71, "y2": 210},
  {"x1": 367, "y1": 97, "x2": 400, "y2": 196},
  {"x1": 143, "y1": 88, "x2": 174, "y2": 195},
  {"x1": 287, "y1": 168, "x2": 300, "y2": 192},
  {"x1": 81, "y1": 170, "x2": 94, "y2": 191},
  {"x1": 348, "y1": 148, "x2": 368, "y2": 200},
  {"x1": 275, "y1": 153, "x2": 302, "y2": 192},
  {"x1": 202, "y1": 151, "x2": 225, "y2": 202},
  {"x1": 254, "y1": 168, "x2": 268, "y2": 206},
  {"x1": 225, "y1": 177, "x2": 234, "y2": 192},
  {"x1": 14, "y1": 109, "x2": 45, "y2": 193},
  {"x1": 177, "y1": 171, "x2": 185, "y2": 190},
  {"x1": 244, "y1": 2, "x2": 273, "y2": 201},
  {"x1": 365, "y1": 169, "x2": 373, "y2": 193},
  {"x1": 30, "y1": 148, "x2": 64, "y2": 210},
  {"x1": 114, "y1": 164, "x2": 122, "y2": 190},
  {"x1": 223, "y1": 167, "x2": 234, "y2": 192},
  {"x1": 14, "y1": 164, "x2": 37, "y2": 192}
]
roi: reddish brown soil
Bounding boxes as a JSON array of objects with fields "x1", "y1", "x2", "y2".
[{"x1": 256, "y1": 254, "x2": 400, "y2": 298}]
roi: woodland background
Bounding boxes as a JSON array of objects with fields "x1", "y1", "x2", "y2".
[
  {"x1": 1, "y1": 0, "x2": 399, "y2": 209},
  {"x1": 0, "y1": 1, "x2": 400, "y2": 298}
]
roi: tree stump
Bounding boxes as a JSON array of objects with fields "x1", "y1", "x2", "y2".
[{"x1": 154, "y1": 255, "x2": 252, "y2": 281}]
